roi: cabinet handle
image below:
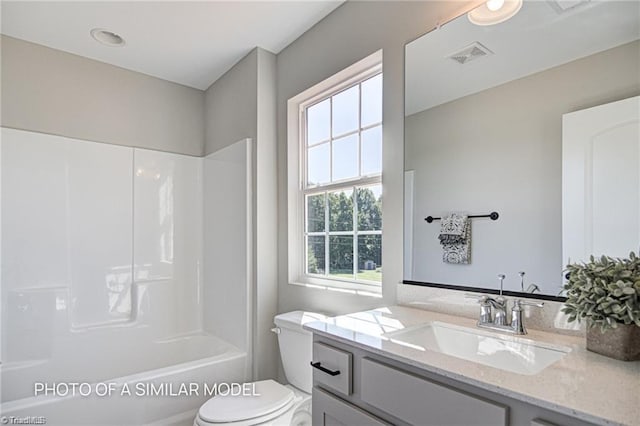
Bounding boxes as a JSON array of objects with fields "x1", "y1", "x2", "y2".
[{"x1": 310, "y1": 361, "x2": 341, "y2": 376}]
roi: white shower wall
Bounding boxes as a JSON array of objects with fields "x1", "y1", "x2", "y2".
[
  {"x1": 203, "y1": 140, "x2": 252, "y2": 352},
  {"x1": 2, "y1": 129, "x2": 135, "y2": 365},
  {"x1": 134, "y1": 148, "x2": 203, "y2": 337},
  {"x1": 1, "y1": 128, "x2": 251, "y2": 406}
]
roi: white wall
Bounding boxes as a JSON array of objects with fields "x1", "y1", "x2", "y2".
[
  {"x1": 276, "y1": 1, "x2": 483, "y2": 316},
  {"x1": 1, "y1": 36, "x2": 205, "y2": 156},
  {"x1": 405, "y1": 41, "x2": 640, "y2": 294}
]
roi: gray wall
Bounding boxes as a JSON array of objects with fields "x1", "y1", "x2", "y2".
[
  {"x1": 254, "y1": 49, "x2": 279, "y2": 381},
  {"x1": 1, "y1": 35, "x2": 204, "y2": 156},
  {"x1": 204, "y1": 49, "x2": 258, "y2": 155},
  {"x1": 206, "y1": 47, "x2": 279, "y2": 380},
  {"x1": 405, "y1": 41, "x2": 640, "y2": 294},
  {"x1": 276, "y1": 1, "x2": 482, "y2": 316}
]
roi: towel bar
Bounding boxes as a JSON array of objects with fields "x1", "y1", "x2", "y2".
[{"x1": 424, "y1": 211, "x2": 499, "y2": 223}]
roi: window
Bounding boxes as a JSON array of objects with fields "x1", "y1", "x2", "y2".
[{"x1": 288, "y1": 52, "x2": 382, "y2": 291}]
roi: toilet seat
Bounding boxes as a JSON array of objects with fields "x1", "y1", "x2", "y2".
[{"x1": 195, "y1": 380, "x2": 297, "y2": 426}]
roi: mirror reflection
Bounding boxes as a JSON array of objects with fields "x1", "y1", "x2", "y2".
[{"x1": 404, "y1": 0, "x2": 640, "y2": 297}]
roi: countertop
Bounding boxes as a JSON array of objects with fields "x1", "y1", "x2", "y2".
[{"x1": 303, "y1": 305, "x2": 640, "y2": 426}]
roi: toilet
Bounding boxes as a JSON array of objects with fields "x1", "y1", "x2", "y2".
[{"x1": 194, "y1": 311, "x2": 325, "y2": 426}]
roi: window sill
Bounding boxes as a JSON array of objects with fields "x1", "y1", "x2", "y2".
[{"x1": 288, "y1": 279, "x2": 382, "y2": 298}]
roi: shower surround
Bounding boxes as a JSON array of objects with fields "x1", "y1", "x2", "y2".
[{"x1": 0, "y1": 128, "x2": 252, "y2": 424}]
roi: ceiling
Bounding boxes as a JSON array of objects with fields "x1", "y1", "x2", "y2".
[
  {"x1": 0, "y1": 1, "x2": 343, "y2": 90},
  {"x1": 405, "y1": 0, "x2": 640, "y2": 115}
]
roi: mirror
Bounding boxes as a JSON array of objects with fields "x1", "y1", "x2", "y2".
[{"x1": 403, "y1": 0, "x2": 640, "y2": 298}]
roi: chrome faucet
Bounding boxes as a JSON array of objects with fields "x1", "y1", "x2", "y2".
[
  {"x1": 471, "y1": 298, "x2": 544, "y2": 335},
  {"x1": 487, "y1": 296, "x2": 508, "y2": 326},
  {"x1": 466, "y1": 274, "x2": 544, "y2": 335}
]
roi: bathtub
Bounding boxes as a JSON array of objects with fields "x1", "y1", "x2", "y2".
[{"x1": 0, "y1": 334, "x2": 249, "y2": 425}]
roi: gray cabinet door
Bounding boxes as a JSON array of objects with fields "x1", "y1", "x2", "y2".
[
  {"x1": 360, "y1": 358, "x2": 508, "y2": 426},
  {"x1": 313, "y1": 387, "x2": 389, "y2": 426}
]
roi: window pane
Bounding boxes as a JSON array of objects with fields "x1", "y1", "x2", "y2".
[
  {"x1": 307, "y1": 143, "x2": 330, "y2": 186},
  {"x1": 332, "y1": 85, "x2": 359, "y2": 136},
  {"x1": 357, "y1": 185, "x2": 382, "y2": 231},
  {"x1": 329, "y1": 189, "x2": 353, "y2": 232},
  {"x1": 329, "y1": 236, "x2": 354, "y2": 279},
  {"x1": 307, "y1": 236, "x2": 326, "y2": 275},
  {"x1": 361, "y1": 74, "x2": 382, "y2": 127},
  {"x1": 306, "y1": 193, "x2": 325, "y2": 232},
  {"x1": 307, "y1": 99, "x2": 330, "y2": 145},
  {"x1": 332, "y1": 134, "x2": 358, "y2": 181},
  {"x1": 361, "y1": 126, "x2": 382, "y2": 175},
  {"x1": 358, "y1": 235, "x2": 382, "y2": 283}
]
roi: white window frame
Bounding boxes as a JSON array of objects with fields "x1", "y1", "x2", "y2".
[{"x1": 287, "y1": 50, "x2": 383, "y2": 293}]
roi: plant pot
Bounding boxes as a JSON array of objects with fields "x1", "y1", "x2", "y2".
[{"x1": 586, "y1": 323, "x2": 640, "y2": 361}]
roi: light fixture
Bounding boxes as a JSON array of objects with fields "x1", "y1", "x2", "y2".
[
  {"x1": 486, "y1": 0, "x2": 505, "y2": 11},
  {"x1": 90, "y1": 28, "x2": 126, "y2": 47},
  {"x1": 468, "y1": 0, "x2": 523, "y2": 26}
]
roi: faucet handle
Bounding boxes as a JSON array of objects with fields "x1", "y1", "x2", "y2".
[
  {"x1": 510, "y1": 299, "x2": 544, "y2": 335},
  {"x1": 465, "y1": 293, "x2": 488, "y2": 303},
  {"x1": 525, "y1": 283, "x2": 540, "y2": 294},
  {"x1": 497, "y1": 274, "x2": 506, "y2": 296},
  {"x1": 466, "y1": 294, "x2": 492, "y2": 324},
  {"x1": 513, "y1": 299, "x2": 544, "y2": 309}
]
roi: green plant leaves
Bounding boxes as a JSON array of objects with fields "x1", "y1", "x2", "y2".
[{"x1": 563, "y1": 251, "x2": 640, "y2": 331}]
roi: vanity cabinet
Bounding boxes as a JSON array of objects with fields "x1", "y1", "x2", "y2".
[
  {"x1": 312, "y1": 337, "x2": 595, "y2": 426},
  {"x1": 313, "y1": 387, "x2": 389, "y2": 426}
]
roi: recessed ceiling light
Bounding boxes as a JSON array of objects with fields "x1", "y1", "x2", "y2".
[
  {"x1": 90, "y1": 28, "x2": 126, "y2": 47},
  {"x1": 468, "y1": 0, "x2": 523, "y2": 26}
]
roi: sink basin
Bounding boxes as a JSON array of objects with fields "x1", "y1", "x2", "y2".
[{"x1": 383, "y1": 321, "x2": 570, "y2": 375}]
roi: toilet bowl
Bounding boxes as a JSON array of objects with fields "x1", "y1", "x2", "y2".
[{"x1": 194, "y1": 311, "x2": 324, "y2": 426}]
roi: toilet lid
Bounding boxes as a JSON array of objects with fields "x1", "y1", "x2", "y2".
[{"x1": 198, "y1": 380, "x2": 294, "y2": 423}]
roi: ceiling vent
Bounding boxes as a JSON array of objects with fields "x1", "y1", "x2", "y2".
[
  {"x1": 446, "y1": 42, "x2": 493, "y2": 65},
  {"x1": 547, "y1": 0, "x2": 591, "y2": 14}
]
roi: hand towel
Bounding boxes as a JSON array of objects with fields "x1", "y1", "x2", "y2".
[
  {"x1": 439, "y1": 213, "x2": 471, "y2": 264},
  {"x1": 438, "y1": 212, "x2": 468, "y2": 245}
]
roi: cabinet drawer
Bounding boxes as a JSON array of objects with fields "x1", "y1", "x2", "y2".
[
  {"x1": 312, "y1": 342, "x2": 352, "y2": 396},
  {"x1": 361, "y1": 358, "x2": 508, "y2": 426},
  {"x1": 313, "y1": 387, "x2": 389, "y2": 426}
]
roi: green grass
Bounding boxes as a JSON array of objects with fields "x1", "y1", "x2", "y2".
[{"x1": 331, "y1": 268, "x2": 382, "y2": 283}]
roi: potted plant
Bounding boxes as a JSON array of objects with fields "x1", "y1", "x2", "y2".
[{"x1": 562, "y1": 252, "x2": 640, "y2": 361}]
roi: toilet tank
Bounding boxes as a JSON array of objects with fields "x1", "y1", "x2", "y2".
[{"x1": 274, "y1": 311, "x2": 326, "y2": 394}]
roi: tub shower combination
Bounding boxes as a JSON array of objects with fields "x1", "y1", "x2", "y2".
[{"x1": 0, "y1": 128, "x2": 253, "y2": 424}]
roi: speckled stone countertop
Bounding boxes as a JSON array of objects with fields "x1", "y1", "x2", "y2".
[{"x1": 303, "y1": 306, "x2": 640, "y2": 426}]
